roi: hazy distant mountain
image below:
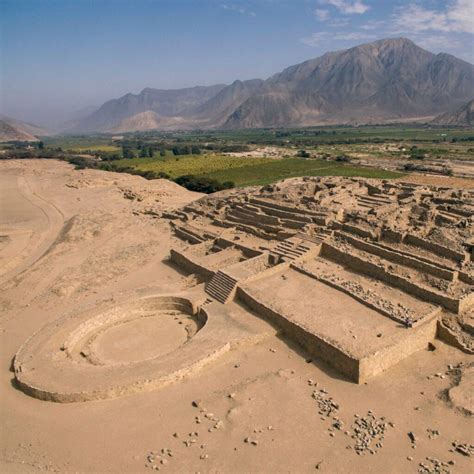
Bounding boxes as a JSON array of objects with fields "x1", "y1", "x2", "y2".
[
  {"x1": 71, "y1": 85, "x2": 226, "y2": 133},
  {"x1": 0, "y1": 116, "x2": 49, "y2": 142},
  {"x1": 433, "y1": 99, "x2": 474, "y2": 126},
  {"x1": 69, "y1": 38, "x2": 474, "y2": 133},
  {"x1": 109, "y1": 110, "x2": 193, "y2": 133},
  {"x1": 192, "y1": 79, "x2": 264, "y2": 126}
]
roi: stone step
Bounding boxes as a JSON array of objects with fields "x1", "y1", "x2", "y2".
[
  {"x1": 207, "y1": 281, "x2": 234, "y2": 293},
  {"x1": 205, "y1": 271, "x2": 238, "y2": 304}
]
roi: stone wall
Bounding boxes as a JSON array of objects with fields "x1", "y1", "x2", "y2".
[
  {"x1": 381, "y1": 228, "x2": 405, "y2": 243},
  {"x1": 169, "y1": 248, "x2": 215, "y2": 279},
  {"x1": 403, "y1": 234, "x2": 467, "y2": 264},
  {"x1": 291, "y1": 263, "x2": 440, "y2": 327},
  {"x1": 358, "y1": 318, "x2": 438, "y2": 381},
  {"x1": 341, "y1": 223, "x2": 379, "y2": 240},
  {"x1": 321, "y1": 243, "x2": 463, "y2": 313},
  {"x1": 336, "y1": 231, "x2": 457, "y2": 281},
  {"x1": 236, "y1": 286, "x2": 360, "y2": 382},
  {"x1": 216, "y1": 237, "x2": 262, "y2": 258}
]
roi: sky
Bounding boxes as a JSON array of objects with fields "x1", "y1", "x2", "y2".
[{"x1": 1, "y1": 0, "x2": 473, "y2": 128}]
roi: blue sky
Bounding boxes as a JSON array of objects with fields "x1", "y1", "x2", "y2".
[{"x1": 1, "y1": 0, "x2": 473, "y2": 127}]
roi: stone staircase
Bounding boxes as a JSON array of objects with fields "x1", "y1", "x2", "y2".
[
  {"x1": 273, "y1": 239, "x2": 316, "y2": 262},
  {"x1": 205, "y1": 271, "x2": 238, "y2": 304},
  {"x1": 201, "y1": 297, "x2": 214, "y2": 307}
]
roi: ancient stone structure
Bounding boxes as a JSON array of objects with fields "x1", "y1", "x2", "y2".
[
  {"x1": 168, "y1": 177, "x2": 473, "y2": 382},
  {"x1": 14, "y1": 177, "x2": 473, "y2": 401}
]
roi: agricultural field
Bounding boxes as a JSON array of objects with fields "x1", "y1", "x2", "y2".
[
  {"x1": 43, "y1": 135, "x2": 121, "y2": 153},
  {"x1": 112, "y1": 155, "x2": 275, "y2": 179},
  {"x1": 199, "y1": 158, "x2": 403, "y2": 187},
  {"x1": 173, "y1": 125, "x2": 474, "y2": 145},
  {"x1": 112, "y1": 154, "x2": 403, "y2": 187},
  {"x1": 11, "y1": 124, "x2": 471, "y2": 191}
]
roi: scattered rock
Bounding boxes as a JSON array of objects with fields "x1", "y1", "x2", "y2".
[
  {"x1": 452, "y1": 441, "x2": 474, "y2": 457},
  {"x1": 349, "y1": 412, "x2": 392, "y2": 455}
]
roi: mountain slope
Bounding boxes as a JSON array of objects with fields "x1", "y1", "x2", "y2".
[
  {"x1": 72, "y1": 84, "x2": 226, "y2": 132},
  {"x1": 225, "y1": 38, "x2": 474, "y2": 128},
  {"x1": 71, "y1": 38, "x2": 474, "y2": 132},
  {"x1": 109, "y1": 111, "x2": 192, "y2": 133},
  {"x1": 433, "y1": 99, "x2": 474, "y2": 126},
  {"x1": 192, "y1": 79, "x2": 264, "y2": 126},
  {"x1": 0, "y1": 116, "x2": 49, "y2": 142}
]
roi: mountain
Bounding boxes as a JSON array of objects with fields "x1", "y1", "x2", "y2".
[
  {"x1": 433, "y1": 99, "x2": 474, "y2": 126},
  {"x1": 225, "y1": 38, "x2": 474, "y2": 128},
  {"x1": 0, "y1": 116, "x2": 49, "y2": 142},
  {"x1": 71, "y1": 85, "x2": 226, "y2": 133},
  {"x1": 69, "y1": 38, "x2": 474, "y2": 132},
  {"x1": 109, "y1": 111, "x2": 193, "y2": 133},
  {"x1": 192, "y1": 79, "x2": 264, "y2": 126}
]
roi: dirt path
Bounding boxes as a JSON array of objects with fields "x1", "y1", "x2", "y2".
[{"x1": 0, "y1": 172, "x2": 65, "y2": 286}]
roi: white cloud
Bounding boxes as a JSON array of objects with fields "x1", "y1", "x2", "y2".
[
  {"x1": 320, "y1": 0, "x2": 370, "y2": 15},
  {"x1": 412, "y1": 34, "x2": 463, "y2": 51},
  {"x1": 314, "y1": 8, "x2": 330, "y2": 21},
  {"x1": 391, "y1": 0, "x2": 473, "y2": 34},
  {"x1": 221, "y1": 4, "x2": 256, "y2": 17}
]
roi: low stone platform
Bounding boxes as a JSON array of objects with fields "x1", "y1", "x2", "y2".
[{"x1": 238, "y1": 268, "x2": 439, "y2": 383}]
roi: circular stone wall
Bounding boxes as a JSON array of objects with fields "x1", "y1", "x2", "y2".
[{"x1": 14, "y1": 295, "x2": 229, "y2": 403}]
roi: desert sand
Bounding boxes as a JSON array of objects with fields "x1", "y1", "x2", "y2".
[{"x1": 1, "y1": 159, "x2": 473, "y2": 473}]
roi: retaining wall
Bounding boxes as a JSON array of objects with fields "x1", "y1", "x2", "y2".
[
  {"x1": 216, "y1": 237, "x2": 262, "y2": 258},
  {"x1": 341, "y1": 223, "x2": 379, "y2": 240},
  {"x1": 236, "y1": 286, "x2": 360, "y2": 382},
  {"x1": 227, "y1": 212, "x2": 281, "y2": 234},
  {"x1": 437, "y1": 321, "x2": 474, "y2": 355},
  {"x1": 236, "y1": 284, "x2": 438, "y2": 383},
  {"x1": 321, "y1": 243, "x2": 462, "y2": 313},
  {"x1": 291, "y1": 263, "x2": 440, "y2": 327},
  {"x1": 403, "y1": 234, "x2": 466, "y2": 264},
  {"x1": 336, "y1": 232, "x2": 456, "y2": 281},
  {"x1": 381, "y1": 228, "x2": 405, "y2": 243},
  {"x1": 173, "y1": 226, "x2": 203, "y2": 244},
  {"x1": 249, "y1": 197, "x2": 328, "y2": 219},
  {"x1": 169, "y1": 248, "x2": 214, "y2": 279},
  {"x1": 459, "y1": 271, "x2": 474, "y2": 286},
  {"x1": 358, "y1": 318, "x2": 438, "y2": 381}
]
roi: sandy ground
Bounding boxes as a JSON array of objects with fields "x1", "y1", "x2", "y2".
[
  {"x1": 0, "y1": 159, "x2": 472, "y2": 473},
  {"x1": 395, "y1": 173, "x2": 474, "y2": 188}
]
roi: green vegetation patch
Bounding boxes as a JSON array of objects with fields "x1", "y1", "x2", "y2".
[
  {"x1": 113, "y1": 154, "x2": 274, "y2": 179},
  {"x1": 69, "y1": 145, "x2": 121, "y2": 152},
  {"x1": 198, "y1": 158, "x2": 403, "y2": 187}
]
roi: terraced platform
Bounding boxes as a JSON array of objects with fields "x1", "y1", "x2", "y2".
[
  {"x1": 13, "y1": 176, "x2": 473, "y2": 398},
  {"x1": 166, "y1": 177, "x2": 473, "y2": 381},
  {"x1": 238, "y1": 267, "x2": 438, "y2": 382}
]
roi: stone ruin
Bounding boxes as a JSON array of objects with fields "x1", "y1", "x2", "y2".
[
  {"x1": 12, "y1": 176, "x2": 474, "y2": 402},
  {"x1": 168, "y1": 177, "x2": 473, "y2": 383}
]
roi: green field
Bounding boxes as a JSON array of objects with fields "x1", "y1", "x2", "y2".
[
  {"x1": 171, "y1": 126, "x2": 474, "y2": 144},
  {"x1": 199, "y1": 158, "x2": 403, "y2": 187},
  {"x1": 35, "y1": 124, "x2": 473, "y2": 191},
  {"x1": 70, "y1": 145, "x2": 121, "y2": 152},
  {"x1": 43, "y1": 136, "x2": 121, "y2": 152},
  {"x1": 114, "y1": 154, "x2": 403, "y2": 186},
  {"x1": 113, "y1": 154, "x2": 275, "y2": 179}
]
